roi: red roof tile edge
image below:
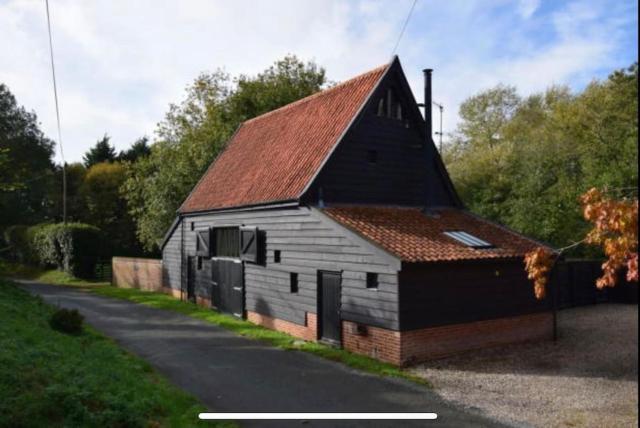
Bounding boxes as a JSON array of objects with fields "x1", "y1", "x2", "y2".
[
  {"x1": 178, "y1": 59, "x2": 393, "y2": 213},
  {"x1": 322, "y1": 205, "x2": 549, "y2": 263}
]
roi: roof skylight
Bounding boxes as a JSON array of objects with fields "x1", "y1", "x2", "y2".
[{"x1": 444, "y1": 231, "x2": 493, "y2": 249}]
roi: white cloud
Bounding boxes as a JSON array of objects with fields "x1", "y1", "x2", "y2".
[
  {"x1": 517, "y1": 0, "x2": 541, "y2": 19},
  {"x1": 0, "y1": 0, "x2": 635, "y2": 162}
]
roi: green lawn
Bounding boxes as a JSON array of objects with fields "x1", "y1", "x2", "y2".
[
  {"x1": 1, "y1": 261, "x2": 429, "y2": 388},
  {"x1": 0, "y1": 278, "x2": 232, "y2": 428}
]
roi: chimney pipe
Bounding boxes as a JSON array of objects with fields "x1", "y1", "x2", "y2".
[{"x1": 423, "y1": 68, "x2": 433, "y2": 142}]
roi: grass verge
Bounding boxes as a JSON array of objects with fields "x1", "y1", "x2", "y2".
[
  {"x1": 0, "y1": 278, "x2": 231, "y2": 428},
  {"x1": 0, "y1": 260, "x2": 109, "y2": 287},
  {"x1": 1, "y1": 261, "x2": 429, "y2": 387}
]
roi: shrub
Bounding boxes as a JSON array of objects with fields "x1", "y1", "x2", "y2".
[
  {"x1": 3, "y1": 222, "x2": 106, "y2": 278},
  {"x1": 3, "y1": 225, "x2": 28, "y2": 262},
  {"x1": 42, "y1": 223, "x2": 106, "y2": 278},
  {"x1": 49, "y1": 308, "x2": 84, "y2": 335}
]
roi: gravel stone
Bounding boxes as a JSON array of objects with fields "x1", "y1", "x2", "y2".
[{"x1": 410, "y1": 304, "x2": 638, "y2": 428}]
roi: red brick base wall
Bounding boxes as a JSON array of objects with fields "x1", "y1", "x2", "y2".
[
  {"x1": 161, "y1": 287, "x2": 211, "y2": 308},
  {"x1": 342, "y1": 321, "x2": 402, "y2": 364},
  {"x1": 343, "y1": 312, "x2": 553, "y2": 366},
  {"x1": 247, "y1": 311, "x2": 317, "y2": 341},
  {"x1": 162, "y1": 286, "x2": 182, "y2": 299}
]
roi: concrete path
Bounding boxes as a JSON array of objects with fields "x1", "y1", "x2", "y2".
[{"x1": 20, "y1": 281, "x2": 506, "y2": 428}]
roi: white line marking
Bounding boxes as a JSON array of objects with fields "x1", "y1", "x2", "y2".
[{"x1": 199, "y1": 413, "x2": 437, "y2": 420}]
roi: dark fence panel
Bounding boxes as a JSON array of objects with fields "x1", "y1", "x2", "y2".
[{"x1": 552, "y1": 260, "x2": 637, "y2": 308}]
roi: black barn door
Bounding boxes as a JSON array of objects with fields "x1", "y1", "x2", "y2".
[
  {"x1": 318, "y1": 271, "x2": 342, "y2": 344},
  {"x1": 186, "y1": 256, "x2": 196, "y2": 303},
  {"x1": 212, "y1": 259, "x2": 244, "y2": 317}
]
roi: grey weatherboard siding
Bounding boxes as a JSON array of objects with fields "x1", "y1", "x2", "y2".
[{"x1": 162, "y1": 206, "x2": 402, "y2": 330}]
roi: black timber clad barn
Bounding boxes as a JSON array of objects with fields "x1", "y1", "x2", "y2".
[{"x1": 161, "y1": 56, "x2": 553, "y2": 365}]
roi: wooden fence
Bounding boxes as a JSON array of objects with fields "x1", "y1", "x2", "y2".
[
  {"x1": 112, "y1": 257, "x2": 163, "y2": 291},
  {"x1": 552, "y1": 260, "x2": 638, "y2": 308}
]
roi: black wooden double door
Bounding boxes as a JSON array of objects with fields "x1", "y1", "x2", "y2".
[
  {"x1": 211, "y1": 259, "x2": 244, "y2": 317},
  {"x1": 318, "y1": 271, "x2": 342, "y2": 344}
]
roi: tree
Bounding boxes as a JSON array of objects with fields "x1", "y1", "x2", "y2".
[
  {"x1": 525, "y1": 188, "x2": 638, "y2": 299},
  {"x1": 0, "y1": 83, "x2": 56, "y2": 227},
  {"x1": 47, "y1": 162, "x2": 87, "y2": 222},
  {"x1": 83, "y1": 134, "x2": 116, "y2": 167},
  {"x1": 79, "y1": 162, "x2": 140, "y2": 255},
  {"x1": 445, "y1": 63, "x2": 638, "y2": 252},
  {"x1": 119, "y1": 136, "x2": 151, "y2": 163},
  {"x1": 445, "y1": 85, "x2": 520, "y2": 221},
  {"x1": 122, "y1": 55, "x2": 327, "y2": 251}
]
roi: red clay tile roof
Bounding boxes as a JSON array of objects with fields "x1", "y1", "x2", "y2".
[
  {"x1": 323, "y1": 206, "x2": 547, "y2": 262},
  {"x1": 179, "y1": 62, "x2": 390, "y2": 213}
]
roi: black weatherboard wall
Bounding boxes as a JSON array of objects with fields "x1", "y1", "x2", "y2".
[
  {"x1": 398, "y1": 261, "x2": 552, "y2": 330},
  {"x1": 305, "y1": 60, "x2": 459, "y2": 208},
  {"x1": 161, "y1": 206, "x2": 402, "y2": 330}
]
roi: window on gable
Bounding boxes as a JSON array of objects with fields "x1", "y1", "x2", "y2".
[
  {"x1": 443, "y1": 231, "x2": 494, "y2": 249},
  {"x1": 290, "y1": 272, "x2": 299, "y2": 293},
  {"x1": 366, "y1": 272, "x2": 379, "y2": 289},
  {"x1": 376, "y1": 98, "x2": 385, "y2": 116},
  {"x1": 375, "y1": 88, "x2": 404, "y2": 122},
  {"x1": 190, "y1": 222, "x2": 195, "y2": 231}
]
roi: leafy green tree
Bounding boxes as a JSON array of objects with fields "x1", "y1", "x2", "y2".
[
  {"x1": 47, "y1": 162, "x2": 87, "y2": 222},
  {"x1": 0, "y1": 83, "x2": 56, "y2": 227},
  {"x1": 445, "y1": 85, "x2": 520, "y2": 221},
  {"x1": 445, "y1": 63, "x2": 638, "y2": 253},
  {"x1": 79, "y1": 162, "x2": 140, "y2": 255},
  {"x1": 123, "y1": 55, "x2": 326, "y2": 250},
  {"x1": 119, "y1": 136, "x2": 151, "y2": 163},
  {"x1": 83, "y1": 134, "x2": 116, "y2": 167}
]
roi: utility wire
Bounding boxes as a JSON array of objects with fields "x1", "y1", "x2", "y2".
[
  {"x1": 391, "y1": 0, "x2": 418, "y2": 56},
  {"x1": 45, "y1": 0, "x2": 67, "y2": 223}
]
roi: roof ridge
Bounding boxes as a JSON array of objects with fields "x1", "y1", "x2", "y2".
[{"x1": 242, "y1": 61, "x2": 391, "y2": 125}]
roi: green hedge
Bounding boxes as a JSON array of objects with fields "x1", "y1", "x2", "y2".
[{"x1": 3, "y1": 223, "x2": 106, "y2": 278}]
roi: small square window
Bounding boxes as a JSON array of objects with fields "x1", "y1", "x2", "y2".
[
  {"x1": 290, "y1": 272, "x2": 299, "y2": 293},
  {"x1": 366, "y1": 272, "x2": 378, "y2": 289},
  {"x1": 367, "y1": 150, "x2": 378, "y2": 164},
  {"x1": 274, "y1": 250, "x2": 281, "y2": 263}
]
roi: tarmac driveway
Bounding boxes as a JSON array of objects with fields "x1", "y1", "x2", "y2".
[{"x1": 20, "y1": 281, "x2": 505, "y2": 428}]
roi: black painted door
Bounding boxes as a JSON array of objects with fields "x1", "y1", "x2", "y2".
[
  {"x1": 319, "y1": 271, "x2": 342, "y2": 344},
  {"x1": 186, "y1": 257, "x2": 196, "y2": 303},
  {"x1": 212, "y1": 259, "x2": 244, "y2": 317}
]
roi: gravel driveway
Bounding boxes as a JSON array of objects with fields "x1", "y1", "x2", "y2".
[{"x1": 410, "y1": 304, "x2": 638, "y2": 428}]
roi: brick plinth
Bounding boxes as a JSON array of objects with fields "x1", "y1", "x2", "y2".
[
  {"x1": 247, "y1": 311, "x2": 317, "y2": 341},
  {"x1": 343, "y1": 312, "x2": 553, "y2": 366},
  {"x1": 342, "y1": 321, "x2": 402, "y2": 365},
  {"x1": 161, "y1": 286, "x2": 182, "y2": 299}
]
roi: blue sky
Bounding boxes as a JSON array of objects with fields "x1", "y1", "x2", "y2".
[{"x1": 0, "y1": 0, "x2": 637, "y2": 163}]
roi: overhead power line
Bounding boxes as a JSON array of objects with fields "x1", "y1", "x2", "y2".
[
  {"x1": 391, "y1": 0, "x2": 418, "y2": 56},
  {"x1": 45, "y1": 0, "x2": 67, "y2": 223}
]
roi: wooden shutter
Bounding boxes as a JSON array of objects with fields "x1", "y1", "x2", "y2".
[
  {"x1": 239, "y1": 226, "x2": 258, "y2": 263},
  {"x1": 196, "y1": 229, "x2": 211, "y2": 256}
]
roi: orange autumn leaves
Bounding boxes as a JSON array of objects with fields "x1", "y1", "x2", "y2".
[
  {"x1": 524, "y1": 247, "x2": 555, "y2": 299},
  {"x1": 525, "y1": 187, "x2": 638, "y2": 299}
]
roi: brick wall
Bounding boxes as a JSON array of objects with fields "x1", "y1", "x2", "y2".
[
  {"x1": 400, "y1": 312, "x2": 553, "y2": 365},
  {"x1": 342, "y1": 321, "x2": 402, "y2": 364},
  {"x1": 343, "y1": 312, "x2": 553, "y2": 366},
  {"x1": 112, "y1": 257, "x2": 163, "y2": 291},
  {"x1": 247, "y1": 311, "x2": 317, "y2": 341}
]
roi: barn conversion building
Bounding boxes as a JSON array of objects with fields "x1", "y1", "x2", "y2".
[{"x1": 161, "y1": 56, "x2": 553, "y2": 365}]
